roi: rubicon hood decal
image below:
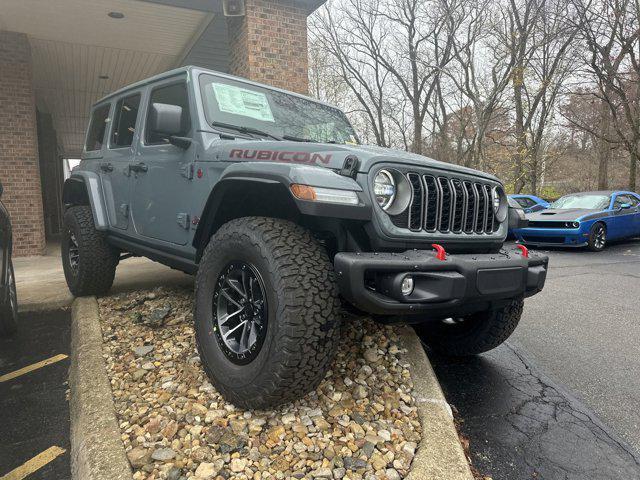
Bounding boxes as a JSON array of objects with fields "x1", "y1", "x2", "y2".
[
  {"x1": 229, "y1": 148, "x2": 332, "y2": 165},
  {"x1": 212, "y1": 139, "x2": 499, "y2": 181}
]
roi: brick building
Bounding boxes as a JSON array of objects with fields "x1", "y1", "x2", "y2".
[{"x1": 0, "y1": 0, "x2": 320, "y2": 256}]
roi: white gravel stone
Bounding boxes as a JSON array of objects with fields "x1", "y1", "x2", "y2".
[{"x1": 98, "y1": 287, "x2": 422, "y2": 480}]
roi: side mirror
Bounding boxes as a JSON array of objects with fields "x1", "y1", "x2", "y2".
[
  {"x1": 149, "y1": 103, "x2": 183, "y2": 136},
  {"x1": 148, "y1": 103, "x2": 192, "y2": 149},
  {"x1": 620, "y1": 203, "x2": 632, "y2": 209}
]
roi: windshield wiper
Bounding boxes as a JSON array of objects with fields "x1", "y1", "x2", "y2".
[
  {"x1": 211, "y1": 121, "x2": 282, "y2": 141},
  {"x1": 282, "y1": 134, "x2": 312, "y2": 142},
  {"x1": 282, "y1": 135, "x2": 342, "y2": 144}
]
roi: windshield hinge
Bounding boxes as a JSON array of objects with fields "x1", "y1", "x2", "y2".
[{"x1": 339, "y1": 155, "x2": 359, "y2": 179}]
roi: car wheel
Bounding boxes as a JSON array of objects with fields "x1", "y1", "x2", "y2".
[
  {"x1": 194, "y1": 217, "x2": 342, "y2": 409},
  {"x1": 0, "y1": 260, "x2": 18, "y2": 336},
  {"x1": 414, "y1": 298, "x2": 524, "y2": 356},
  {"x1": 587, "y1": 222, "x2": 607, "y2": 252},
  {"x1": 62, "y1": 206, "x2": 119, "y2": 296}
]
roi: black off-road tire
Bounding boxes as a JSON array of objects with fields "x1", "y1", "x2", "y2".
[
  {"x1": 587, "y1": 222, "x2": 607, "y2": 252},
  {"x1": 194, "y1": 217, "x2": 342, "y2": 409},
  {"x1": 0, "y1": 261, "x2": 18, "y2": 336},
  {"x1": 415, "y1": 298, "x2": 524, "y2": 356},
  {"x1": 62, "y1": 206, "x2": 118, "y2": 296}
]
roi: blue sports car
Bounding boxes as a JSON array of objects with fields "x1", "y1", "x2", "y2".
[
  {"x1": 512, "y1": 190, "x2": 640, "y2": 251},
  {"x1": 509, "y1": 194, "x2": 551, "y2": 213}
]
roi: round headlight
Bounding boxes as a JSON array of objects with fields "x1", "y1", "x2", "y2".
[
  {"x1": 374, "y1": 170, "x2": 396, "y2": 210},
  {"x1": 492, "y1": 186, "x2": 508, "y2": 223}
]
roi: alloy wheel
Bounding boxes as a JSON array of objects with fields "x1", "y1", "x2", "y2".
[
  {"x1": 212, "y1": 261, "x2": 268, "y2": 364},
  {"x1": 8, "y1": 267, "x2": 17, "y2": 317},
  {"x1": 68, "y1": 231, "x2": 80, "y2": 273},
  {"x1": 594, "y1": 225, "x2": 606, "y2": 249}
]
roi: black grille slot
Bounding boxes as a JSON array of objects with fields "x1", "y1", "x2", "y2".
[
  {"x1": 407, "y1": 173, "x2": 424, "y2": 230},
  {"x1": 464, "y1": 182, "x2": 475, "y2": 232},
  {"x1": 484, "y1": 184, "x2": 495, "y2": 232},
  {"x1": 451, "y1": 179, "x2": 465, "y2": 232},
  {"x1": 475, "y1": 183, "x2": 487, "y2": 233},
  {"x1": 423, "y1": 176, "x2": 438, "y2": 231},
  {"x1": 386, "y1": 170, "x2": 499, "y2": 235},
  {"x1": 438, "y1": 178, "x2": 452, "y2": 232}
]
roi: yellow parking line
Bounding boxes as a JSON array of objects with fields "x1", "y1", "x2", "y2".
[
  {"x1": 0, "y1": 446, "x2": 66, "y2": 480},
  {"x1": 0, "y1": 354, "x2": 68, "y2": 383}
]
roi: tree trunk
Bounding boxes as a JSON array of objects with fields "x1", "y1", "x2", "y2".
[
  {"x1": 597, "y1": 99, "x2": 610, "y2": 190},
  {"x1": 630, "y1": 144, "x2": 638, "y2": 191},
  {"x1": 513, "y1": 65, "x2": 526, "y2": 194}
]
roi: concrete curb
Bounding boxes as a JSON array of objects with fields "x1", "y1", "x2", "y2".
[
  {"x1": 398, "y1": 326, "x2": 474, "y2": 480},
  {"x1": 69, "y1": 296, "x2": 132, "y2": 480}
]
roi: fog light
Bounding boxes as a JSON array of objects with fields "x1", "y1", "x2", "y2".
[{"x1": 401, "y1": 276, "x2": 414, "y2": 296}]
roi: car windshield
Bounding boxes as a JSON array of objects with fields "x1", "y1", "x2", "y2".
[
  {"x1": 550, "y1": 194, "x2": 610, "y2": 210},
  {"x1": 199, "y1": 74, "x2": 359, "y2": 144}
]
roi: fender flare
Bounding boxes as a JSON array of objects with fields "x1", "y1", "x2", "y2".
[
  {"x1": 62, "y1": 172, "x2": 109, "y2": 230},
  {"x1": 192, "y1": 162, "x2": 371, "y2": 259}
]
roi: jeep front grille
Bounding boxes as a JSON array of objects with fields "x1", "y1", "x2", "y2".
[{"x1": 392, "y1": 173, "x2": 499, "y2": 235}]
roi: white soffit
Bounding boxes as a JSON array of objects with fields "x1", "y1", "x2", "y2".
[{"x1": 0, "y1": 0, "x2": 214, "y2": 157}]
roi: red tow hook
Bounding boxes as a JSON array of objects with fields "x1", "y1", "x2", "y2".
[
  {"x1": 431, "y1": 243, "x2": 447, "y2": 261},
  {"x1": 516, "y1": 244, "x2": 529, "y2": 258}
]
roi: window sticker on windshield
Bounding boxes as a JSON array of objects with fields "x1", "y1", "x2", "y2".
[{"x1": 212, "y1": 83, "x2": 275, "y2": 122}]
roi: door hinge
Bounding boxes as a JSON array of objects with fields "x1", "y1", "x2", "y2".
[
  {"x1": 119, "y1": 203, "x2": 129, "y2": 218},
  {"x1": 180, "y1": 163, "x2": 194, "y2": 180},
  {"x1": 176, "y1": 213, "x2": 190, "y2": 229}
]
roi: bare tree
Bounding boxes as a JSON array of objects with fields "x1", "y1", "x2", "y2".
[
  {"x1": 575, "y1": 0, "x2": 640, "y2": 190},
  {"x1": 445, "y1": 0, "x2": 517, "y2": 169}
]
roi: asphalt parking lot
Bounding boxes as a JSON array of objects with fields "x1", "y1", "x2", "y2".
[
  {"x1": 432, "y1": 238, "x2": 640, "y2": 479},
  {"x1": 515, "y1": 239, "x2": 640, "y2": 453},
  {"x1": 0, "y1": 310, "x2": 71, "y2": 480}
]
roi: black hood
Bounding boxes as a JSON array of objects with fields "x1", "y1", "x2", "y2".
[{"x1": 527, "y1": 208, "x2": 597, "y2": 221}]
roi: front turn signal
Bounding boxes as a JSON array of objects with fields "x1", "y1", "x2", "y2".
[{"x1": 290, "y1": 184, "x2": 359, "y2": 205}]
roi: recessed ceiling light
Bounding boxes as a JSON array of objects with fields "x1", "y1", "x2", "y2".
[
  {"x1": 108, "y1": 11, "x2": 125, "y2": 19},
  {"x1": 98, "y1": 75, "x2": 109, "y2": 80}
]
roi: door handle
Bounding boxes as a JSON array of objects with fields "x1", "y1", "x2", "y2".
[
  {"x1": 99, "y1": 162, "x2": 113, "y2": 173},
  {"x1": 129, "y1": 163, "x2": 148, "y2": 173}
]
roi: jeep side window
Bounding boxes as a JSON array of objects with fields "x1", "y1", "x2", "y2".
[
  {"x1": 85, "y1": 104, "x2": 110, "y2": 151},
  {"x1": 145, "y1": 82, "x2": 191, "y2": 145},
  {"x1": 111, "y1": 94, "x2": 141, "y2": 148}
]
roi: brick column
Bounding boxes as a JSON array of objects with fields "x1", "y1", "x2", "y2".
[
  {"x1": 0, "y1": 31, "x2": 46, "y2": 256},
  {"x1": 227, "y1": 0, "x2": 309, "y2": 94}
]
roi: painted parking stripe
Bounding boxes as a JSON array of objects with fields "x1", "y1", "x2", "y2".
[
  {"x1": 0, "y1": 446, "x2": 66, "y2": 480},
  {"x1": 0, "y1": 354, "x2": 68, "y2": 383}
]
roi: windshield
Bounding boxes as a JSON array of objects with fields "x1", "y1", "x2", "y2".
[
  {"x1": 550, "y1": 194, "x2": 610, "y2": 210},
  {"x1": 199, "y1": 74, "x2": 359, "y2": 144}
]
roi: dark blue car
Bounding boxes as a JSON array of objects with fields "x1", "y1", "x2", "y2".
[
  {"x1": 512, "y1": 190, "x2": 640, "y2": 251},
  {"x1": 509, "y1": 194, "x2": 551, "y2": 213}
]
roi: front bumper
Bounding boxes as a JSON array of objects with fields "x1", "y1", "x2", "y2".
[
  {"x1": 334, "y1": 248, "x2": 548, "y2": 317},
  {"x1": 512, "y1": 227, "x2": 588, "y2": 247}
]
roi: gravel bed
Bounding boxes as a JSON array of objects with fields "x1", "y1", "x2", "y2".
[{"x1": 98, "y1": 286, "x2": 422, "y2": 480}]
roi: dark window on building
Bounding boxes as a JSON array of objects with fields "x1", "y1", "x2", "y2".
[
  {"x1": 146, "y1": 82, "x2": 191, "y2": 145},
  {"x1": 85, "y1": 104, "x2": 110, "y2": 151},
  {"x1": 111, "y1": 94, "x2": 141, "y2": 148}
]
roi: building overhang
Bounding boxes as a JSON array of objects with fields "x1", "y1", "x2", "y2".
[{"x1": 0, "y1": 0, "x2": 216, "y2": 157}]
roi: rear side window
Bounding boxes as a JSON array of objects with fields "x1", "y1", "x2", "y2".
[
  {"x1": 615, "y1": 194, "x2": 639, "y2": 207},
  {"x1": 85, "y1": 104, "x2": 110, "y2": 151},
  {"x1": 146, "y1": 82, "x2": 191, "y2": 145},
  {"x1": 111, "y1": 94, "x2": 141, "y2": 148}
]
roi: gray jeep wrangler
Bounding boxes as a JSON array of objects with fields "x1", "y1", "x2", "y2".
[{"x1": 62, "y1": 66, "x2": 547, "y2": 409}]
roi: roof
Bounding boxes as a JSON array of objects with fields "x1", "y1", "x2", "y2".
[{"x1": 93, "y1": 65, "x2": 338, "y2": 110}]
